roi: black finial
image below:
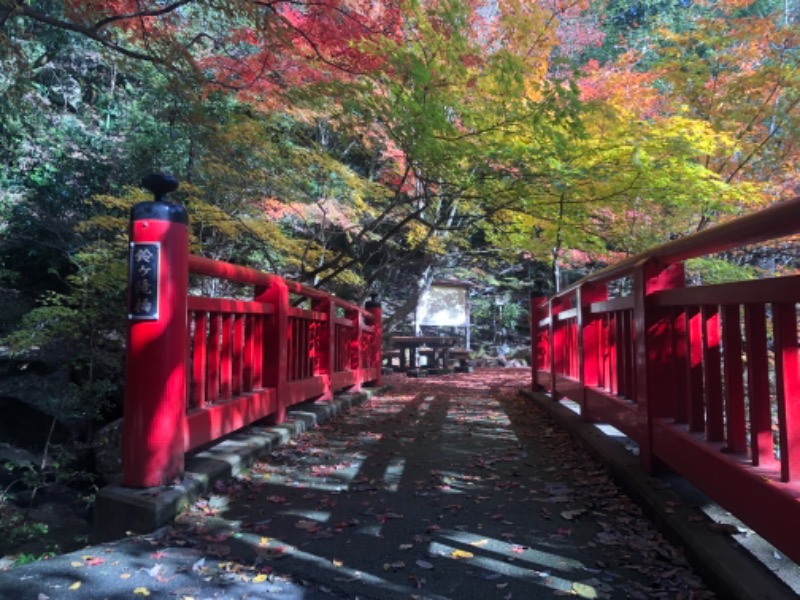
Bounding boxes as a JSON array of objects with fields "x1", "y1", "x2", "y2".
[{"x1": 141, "y1": 173, "x2": 179, "y2": 202}]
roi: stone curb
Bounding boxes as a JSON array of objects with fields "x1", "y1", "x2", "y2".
[
  {"x1": 93, "y1": 388, "x2": 382, "y2": 542},
  {"x1": 521, "y1": 389, "x2": 797, "y2": 600}
]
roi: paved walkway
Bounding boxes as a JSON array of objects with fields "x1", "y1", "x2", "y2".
[{"x1": 0, "y1": 369, "x2": 795, "y2": 599}]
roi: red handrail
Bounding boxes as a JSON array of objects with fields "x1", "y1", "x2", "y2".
[
  {"x1": 561, "y1": 195, "x2": 800, "y2": 291},
  {"x1": 531, "y1": 197, "x2": 800, "y2": 564},
  {"x1": 123, "y1": 209, "x2": 381, "y2": 488}
]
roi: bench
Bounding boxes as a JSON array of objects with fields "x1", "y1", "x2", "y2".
[
  {"x1": 418, "y1": 347, "x2": 436, "y2": 365},
  {"x1": 382, "y1": 349, "x2": 402, "y2": 372},
  {"x1": 449, "y1": 348, "x2": 473, "y2": 373}
]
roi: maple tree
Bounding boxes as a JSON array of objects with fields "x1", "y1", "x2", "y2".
[{"x1": 0, "y1": 0, "x2": 400, "y2": 100}]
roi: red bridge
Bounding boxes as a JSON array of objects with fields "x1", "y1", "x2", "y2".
[
  {"x1": 531, "y1": 198, "x2": 800, "y2": 566},
  {"x1": 110, "y1": 187, "x2": 800, "y2": 576}
]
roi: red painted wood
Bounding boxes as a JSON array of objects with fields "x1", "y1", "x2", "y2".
[
  {"x1": 244, "y1": 314, "x2": 254, "y2": 392},
  {"x1": 655, "y1": 275, "x2": 800, "y2": 307},
  {"x1": 187, "y1": 296, "x2": 274, "y2": 314},
  {"x1": 185, "y1": 388, "x2": 278, "y2": 451},
  {"x1": 626, "y1": 310, "x2": 637, "y2": 399},
  {"x1": 721, "y1": 305, "x2": 747, "y2": 453},
  {"x1": 128, "y1": 236, "x2": 379, "y2": 488},
  {"x1": 123, "y1": 212, "x2": 188, "y2": 488},
  {"x1": 585, "y1": 387, "x2": 640, "y2": 441},
  {"x1": 233, "y1": 314, "x2": 244, "y2": 396},
  {"x1": 530, "y1": 198, "x2": 800, "y2": 563},
  {"x1": 614, "y1": 312, "x2": 624, "y2": 396},
  {"x1": 652, "y1": 421, "x2": 800, "y2": 565},
  {"x1": 672, "y1": 308, "x2": 688, "y2": 424},
  {"x1": 702, "y1": 305, "x2": 724, "y2": 442},
  {"x1": 207, "y1": 314, "x2": 221, "y2": 403},
  {"x1": 189, "y1": 254, "x2": 328, "y2": 299},
  {"x1": 582, "y1": 313, "x2": 601, "y2": 388},
  {"x1": 773, "y1": 302, "x2": 800, "y2": 482},
  {"x1": 686, "y1": 307, "x2": 705, "y2": 432},
  {"x1": 253, "y1": 315, "x2": 264, "y2": 389},
  {"x1": 553, "y1": 374, "x2": 582, "y2": 403},
  {"x1": 302, "y1": 316, "x2": 310, "y2": 379},
  {"x1": 221, "y1": 313, "x2": 233, "y2": 401},
  {"x1": 366, "y1": 301, "x2": 382, "y2": 383},
  {"x1": 345, "y1": 308, "x2": 362, "y2": 391},
  {"x1": 530, "y1": 297, "x2": 547, "y2": 390},
  {"x1": 566, "y1": 196, "x2": 800, "y2": 290},
  {"x1": 603, "y1": 314, "x2": 614, "y2": 392},
  {"x1": 566, "y1": 320, "x2": 576, "y2": 378},
  {"x1": 312, "y1": 297, "x2": 334, "y2": 399},
  {"x1": 552, "y1": 318, "x2": 564, "y2": 381},
  {"x1": 590, "y1": 296, "x2": 635, "y2": 313},
  {"x1": 744, "y1": 304, "x2": 775, "y2": 467},
  {"x1": 548, "y1": 300, "x2": 556, "y2": 397},
  {"x1": 578, "y1": 283, "x2": 607, "y2": 416},
  {"x1": 331, "y1": 370, "x2": 356, "y2": 392},
  {"x1": 288, "y1": 317, "x2": 296, "y2": 381},
  {"x1": 296, "y1": 318, "x2": 303, "y2": 380},
  {"x1": 284, "y1": 377, "x2": 327, "y2": 406},
  {"x1": 634, "y1": 259, "x2": 685, "y2": 472},
  {"x1": 192, "y1": 312, "x2": 207, "y2": 410},
  {"x1": 258, "y1": 278, "x2": 289, "y2": 423}
]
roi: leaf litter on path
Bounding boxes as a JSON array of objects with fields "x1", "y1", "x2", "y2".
[{"x1": 160, "y1": 370, "x2": 715, "y2": 600}]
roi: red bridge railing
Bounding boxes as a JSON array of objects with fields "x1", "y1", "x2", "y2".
[
  {"x1": 530, "y1": 197, "x2": 800, "y2": 564},
  {"x1": 121, "y1": 190, "x2": 381, "y2": 488}
]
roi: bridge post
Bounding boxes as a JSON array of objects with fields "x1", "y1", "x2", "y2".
[
  {"x1": 578, "y1": 282, "x2": 608, "y2": 419},
  {"x1": 548, "y1": 296, "x2": 569, "y2": 400},
  {"x1": 259, "y1": 278, "x2": 289, "y2": 423},
  {"x1": 366, "y1": 295, "x2": 382, "y2": 385},
  {"x1": 345, "y1": 305, "x2": 363, "y2": 391},
  {"x1": 312, "y1": 295, "x2": 335, "y2": 400},
  {"x1": 633, "y1": 258, "x2": 685, "y2": 474},
  {"x1": 122, "y1": 174, "x2": 188, "y2": 488},
  {"x1": 529, "y1": 295, "x2": 547, "y2": 392}
]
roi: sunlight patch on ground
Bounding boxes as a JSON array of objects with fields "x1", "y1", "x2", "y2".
[
  {"x1": 382, "y1": 457, "x2": 406, "y2": 492},
  {"x1": 428, "y1": 539, "x2": 597, "y2": 595},
  {"x1": 353, "y1": 523, "x2": 385, "y2": 538},
  {"x1": 436, "y1": 530, "x2": 585, "y2": 572},
  {"x1": 278, "y1": 509, "x2": 331, "y2": 523},
  {"x1": 442, "y1": 397, "x2": 517, "y2": 441},
  {"x1": 415, "y1": 395, "x2": 436, "y2": 416},
  {"x1": 430, "y1": 469, "x2": 483, "y2": 494},
  {"x1": 253, "y1": 474, "x2": 354, "y2": 493},
  {"x1": 233, "y1": 532, "x2": 451, "y2": 598}
]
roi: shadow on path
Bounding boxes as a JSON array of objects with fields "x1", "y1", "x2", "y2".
[{"x1": 0, "y1": 369, "x2": 713, "y2": 600}]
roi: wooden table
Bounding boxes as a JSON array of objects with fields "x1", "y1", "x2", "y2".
[{"x1": 389, "y1": 336, "x2": 455, "y2": 375}]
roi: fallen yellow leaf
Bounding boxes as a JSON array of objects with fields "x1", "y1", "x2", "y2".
[
  {"x1": 470, "y1": 539, "x2": 489, "y2": 547},
  {"x1": 451, "y1": 549, "x2": 474, "y2": 559},
  {"x1": 259, "y1": 537, "x2": 269, "y2": 547},
  {"x1": 252, "y1": 574, "x2": 268, "y2": 583},
  {"x1": 572, "y1": 582, "x2": 598, "y2": 598},
  {"x1": 133, "y1": 587, "x2": 151, "y2": 596},
  {"x1": 69, "y1": 582, "x2": 81, "y2": 590}
]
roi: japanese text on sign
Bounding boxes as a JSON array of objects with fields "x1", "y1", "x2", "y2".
[{"x1": 129, "y1": 242, "x2": 160, "y2": 320}]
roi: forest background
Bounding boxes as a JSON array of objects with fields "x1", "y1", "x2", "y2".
[{"x1": 0, "y1": 0, "x2": 799, "y2": 558}]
